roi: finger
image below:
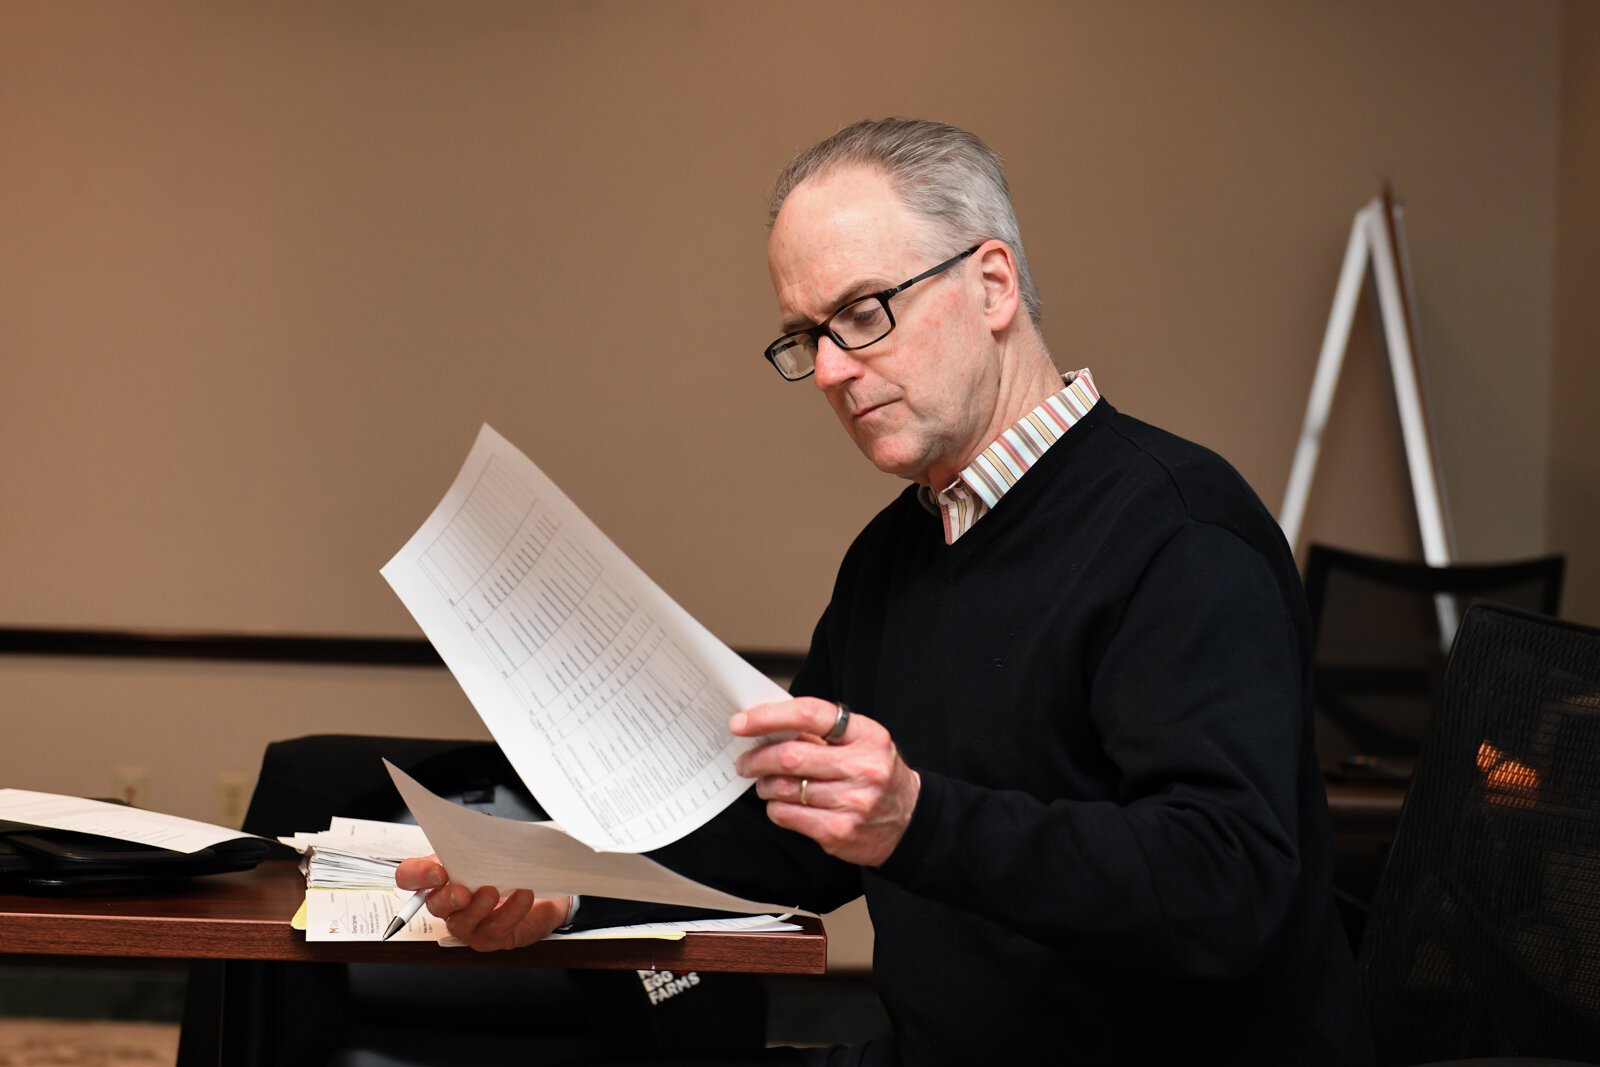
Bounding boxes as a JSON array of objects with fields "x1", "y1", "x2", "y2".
[
  {"x1": 730, "y1": 698, "x2": 843, "y2": 740},
  {"x1": 519, "y1": 895, "x2": 574, "y2": 943},
  {"x1": 755, "y1": 774, "x2": 824, "y2": 808},
  {"x1": 737, "y1": 737, "x2": 846, "y2": 780},
  {"x1": 425, "y1": 882, "x2": 474, "y2": 918},
  {"x1": 394, "y1": 854, "x2": 447, "y2": 891},
  {"x1": 446, "y1": 884, "x2": 503, "y2": 941},
  {"x1": 472, "y1": 888, "x2": 535, "y2": 949}
]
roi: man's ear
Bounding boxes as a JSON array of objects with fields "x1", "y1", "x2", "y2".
[{"x1": 975, "y1": 241, "x2": 1021, "y2": 333}]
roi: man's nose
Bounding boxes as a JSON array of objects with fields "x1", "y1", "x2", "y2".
[{"x1": 812, "y1": 335, "x2": 860, "y2": 391}]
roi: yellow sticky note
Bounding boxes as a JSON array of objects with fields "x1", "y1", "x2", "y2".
[{"x1": 291, "y1": 897, "x2": 308, "y2": 931}]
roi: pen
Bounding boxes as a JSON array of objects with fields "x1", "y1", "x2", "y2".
[{"x1": 382, "y1": 888, "x2": 431, "y2": 942}]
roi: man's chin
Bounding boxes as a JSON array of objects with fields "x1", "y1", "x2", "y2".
[{"x1": 854, "y1": 436, "x2": 928, "y2": 484}]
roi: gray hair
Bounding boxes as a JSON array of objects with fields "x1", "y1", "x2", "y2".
[{"x1": 767, "y1": 117, "x2": 1041, "y2": 324}]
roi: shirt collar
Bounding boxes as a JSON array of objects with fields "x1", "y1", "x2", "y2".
[{"x1": 920, "y1": 368, "x2": 1100, "y2": 543}]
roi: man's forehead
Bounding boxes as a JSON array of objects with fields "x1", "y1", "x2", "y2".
[
  {"x1": 768, "y1": 168, "x2": 927, "y2": 320},
  {"x1": 773, "y1": 168, "x2": 913, "y2": 250}
]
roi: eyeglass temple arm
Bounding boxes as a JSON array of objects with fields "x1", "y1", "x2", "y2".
[{"x1": 884, "y1": 244, "x2": 982, "y2": 299}]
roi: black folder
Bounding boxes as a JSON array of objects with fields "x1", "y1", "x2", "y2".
[{"x1": 0, "y1": 817, "x2": 271, "y2": 893}]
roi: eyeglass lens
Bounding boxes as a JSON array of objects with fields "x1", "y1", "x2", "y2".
[
  {"x1": 771, "y1": 297, "x2": 893, "y2": 379},
  {"x1": 768, "y1": 336, "x2": 813, "y2": 380}
]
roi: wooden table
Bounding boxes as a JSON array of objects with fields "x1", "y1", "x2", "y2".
[
  {"x1": 0, "y1": 859, "x2": 825, "y2": 974},
  {"x1": 0, "y1": 860, "x2": 826, "y2": 1066}
]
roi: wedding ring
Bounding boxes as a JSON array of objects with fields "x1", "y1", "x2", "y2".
[
  {"x1": 823, "y1": 702, "x2": 851, "y2": 745},
  {"x1": 799, "y1": 778, "x2": 809, "y2": 807}
]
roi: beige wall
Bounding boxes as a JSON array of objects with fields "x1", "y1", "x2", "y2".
[
  {"x1": 1550, "y1": 2, "x2": 1600, "y2": 625},
  {"x1": 1, "y1": 0, "x2": 1590, "y2": 970},
  {"x1": 0, "y1": 1, "x2": 1568, "y2": 649}
]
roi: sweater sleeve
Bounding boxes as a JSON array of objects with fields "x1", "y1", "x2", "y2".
[{"x1": 877, "y1": 521, "x2": 1309, "y2": 980}]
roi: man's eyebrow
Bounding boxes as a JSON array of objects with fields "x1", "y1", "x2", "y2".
[{"x1": 780, "y1": 278, "x2": 889, "y2": 335}]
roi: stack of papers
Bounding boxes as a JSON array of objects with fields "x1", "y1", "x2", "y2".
[
  {"x1": 279, "y1": 817, "x2": 453, "y2": 943},
  {"x1": 280, "y1": 817, "x2": 432, "y2": 890}
]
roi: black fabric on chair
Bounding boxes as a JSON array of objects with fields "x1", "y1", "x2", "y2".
[
  {"x1": 1305, "y1": 545, "x2": 1564, "y2": 772},
  {"x1": 1357, "y1": 604, "x2": 1600, "y2": 1065},
  {"x1": 242, "y1": 734, "x2": 539, "y2": 844}
]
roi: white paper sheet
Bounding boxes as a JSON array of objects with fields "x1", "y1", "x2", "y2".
[
  {"x1": 387, "y1": 762, "x2": 805, "y2": 916},
  {"x1": 0, "y1": 789, "x2": 256, "y2": 854},
  {"x1": 305, "y1": 887, "x2": 452, "y2": 942},
  {"x1": 381, "y1": 425, "x2": 787, "y2": 852},
  {"x1": 540, "y1": 913, "x2": 801, "y2": 941}
]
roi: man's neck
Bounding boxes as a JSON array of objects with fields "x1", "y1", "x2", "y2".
[{"x1": 922, "y1": 334, "x2": 1063, "y2": 489}]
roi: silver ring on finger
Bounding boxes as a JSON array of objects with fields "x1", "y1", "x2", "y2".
[{"x1": 823, "y1": 702, "x2": 851, "y2": 745}]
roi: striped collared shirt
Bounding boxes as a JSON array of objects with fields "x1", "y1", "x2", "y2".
[{"x1": 924, "y1": 369, "x2": 1100, "y2": 544}]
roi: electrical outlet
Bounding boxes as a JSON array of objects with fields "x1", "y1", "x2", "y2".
[
  {"x1": 218, "y1": 773, "x2": 250, "y2": 828},
  {"x1": 113, "y1": 766, "x2": 149, "y2": 808}
]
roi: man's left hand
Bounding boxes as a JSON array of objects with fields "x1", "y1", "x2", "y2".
[{"x1": 731, "y1": 698, "x2": 920, "y2": 868}]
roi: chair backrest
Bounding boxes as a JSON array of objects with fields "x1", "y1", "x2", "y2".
[
  {"x1": 1305, "y1": 544, "x2": 1565, "y2": 766},
  {"x1": 1358, "y1": 603, "x2": 1600, "y2": 1064},
  {"x1": 240, "y1": 734, "x2": 545, "y2": 843}
]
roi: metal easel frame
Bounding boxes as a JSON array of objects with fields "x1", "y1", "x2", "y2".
[
  {"x1": 1278, "y1": 191, "x2": 1458, "y2": 641},
  {"x1": 1279, "y1": 189, "x2": 1454, "y2": 565}
]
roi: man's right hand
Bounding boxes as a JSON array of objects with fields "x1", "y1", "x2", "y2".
[{"x1": 395, "y1": 854, "x2": 571, "y2": 952}]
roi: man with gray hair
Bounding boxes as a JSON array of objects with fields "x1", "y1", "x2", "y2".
[{"x1": 402, "y1": 118, "x2": 1372, "y2": 1065}]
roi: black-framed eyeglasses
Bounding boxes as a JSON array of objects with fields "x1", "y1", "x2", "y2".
[{"x1": 763, "y1": 245, "x2": 981, "y2": 381}]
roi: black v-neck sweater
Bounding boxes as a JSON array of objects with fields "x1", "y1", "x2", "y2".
[{"x1": 641, "y1": 400, "x2": 1372, "y2": 1065}]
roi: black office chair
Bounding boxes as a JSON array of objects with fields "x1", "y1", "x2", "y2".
[
  {"x1": 1358, "y1": 604, "x2": 1600, "y2": 1065},
  {"x1": 230, "y1": 735, "x2": 767, "y2": 1067},
  {"x1": 1304, "y1": 544, "x2": 1565, "y2": 774}
]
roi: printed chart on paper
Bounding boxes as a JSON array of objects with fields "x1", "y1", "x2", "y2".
[{"x1": 383, "y1": 425, "x2": 786, "y2": 853}]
